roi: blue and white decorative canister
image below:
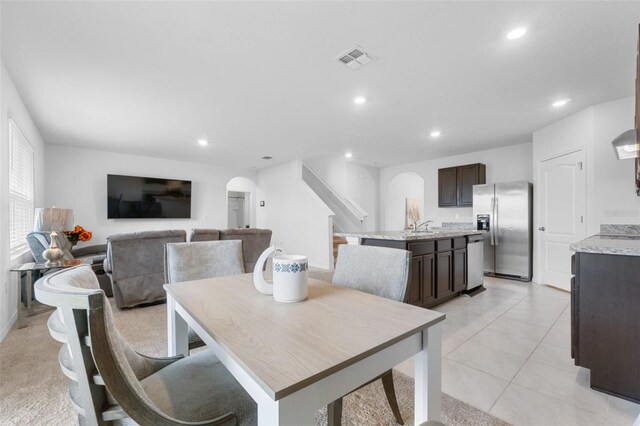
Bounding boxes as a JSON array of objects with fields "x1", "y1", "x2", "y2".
[{"x1": 272, "y1": 254, "x2": 308, "y2": 303}]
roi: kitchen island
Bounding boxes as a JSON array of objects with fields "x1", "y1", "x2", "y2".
[
  {"x1": 336, "y1": 230, "x2": 483, "y2": 309},
  {"x1": 569, "y1": 225, "x2": 640, "y2": 403}
]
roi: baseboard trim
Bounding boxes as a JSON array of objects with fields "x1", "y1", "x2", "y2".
[{"x1": 0, "y1": 310, "x2": 18, "y2": 343}]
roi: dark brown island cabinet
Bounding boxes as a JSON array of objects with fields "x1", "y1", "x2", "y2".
[
  {"x1": 438, "y1": 163, "x2": 486, "y2": 207},
  {"x1": 571, "y1": 252, "x2": 640, "y2": 403},
  {"x1": 362, "y1": 236, "x2": 468, "y2": 309}
]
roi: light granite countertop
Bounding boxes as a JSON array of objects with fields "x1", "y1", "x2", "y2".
[
  {"x1": 570, "y1": 224, "x2": 640, "y2": 256},
  {"x1": 335, "y1": 229, "x2": 483, "y2": 241}
]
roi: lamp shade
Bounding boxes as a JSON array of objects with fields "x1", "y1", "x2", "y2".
[{"x1": 34, "y1": 208, "x2": 74, "y2": 232}]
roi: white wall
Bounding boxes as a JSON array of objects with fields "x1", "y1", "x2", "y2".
[
  {"x1": 0, "y1": 62, "x2": 47, "y2": 340},
  {"x1": 385, "y1": 173, "x2": 424, "y2": 230},
  {"x1": 592, "y1": 97, "x2": 640, "y2": 228},
  {"x1": 45, "y1": 145, "x2": 257, "y2": 245},
  {"x1": 303, "y1": 157, "x2": 379, "y2": 231},
  {"x1": 256, "y1": 160, "x2": 334, "y2": 269},
  {"x1": 379, "y1": 143, "x2": 533, "y2": 229},
  {"x1": 532, "y1": 96, "x2": 639, "y2": 282}
]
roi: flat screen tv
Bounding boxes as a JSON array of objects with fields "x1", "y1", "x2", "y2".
[{"x1": 107, "y1": 174, "x2": 192, "y2": 219}]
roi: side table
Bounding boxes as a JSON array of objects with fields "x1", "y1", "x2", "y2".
[{"x1": 11, "y1": 259, "x2": 91, "y2": 329}]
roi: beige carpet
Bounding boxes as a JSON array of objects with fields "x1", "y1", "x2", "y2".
[{"x1": 0, "y1": 300, "x2": 509, "y2": 426}]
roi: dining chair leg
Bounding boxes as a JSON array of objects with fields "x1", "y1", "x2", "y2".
[
  {"x1": 382, "y1": 370, "x2": 405, "y2": 425},
  {"x1": 327, "y1": 397, "x2": 343, "y2": 426}
]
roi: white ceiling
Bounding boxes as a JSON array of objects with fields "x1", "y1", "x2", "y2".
[{"x1": 2, "y1": 1, "x2": 639, "y2": 169}]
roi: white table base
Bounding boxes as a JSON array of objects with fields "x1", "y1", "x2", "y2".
[{"x1": 167, "y1": 293, "x2": 442, "y2": 425}]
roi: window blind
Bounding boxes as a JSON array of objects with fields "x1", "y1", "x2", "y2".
[{"x1": 9, "y1": 119, "x2": 34, "y2": 257}]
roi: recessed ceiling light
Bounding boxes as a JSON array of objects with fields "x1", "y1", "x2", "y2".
[
  {"x1": 506, "y1": 27, "x2": 527, "y2": 40},
  {"x1": 197, "y1": 139, "x2": 208, "y2": 146},
  {"x1": 430, "y1": 130, "x2": 443, "y2": 138},
  {"x1": 552, "y1": 99, "x2": 570, "y2": 108},
  {"x1": 261, "y1": 156, "x2": 273, "y2": 160},
  {"x1": 353, "y1": 97, "x2": 367, "y2": 104},
  {"x1": 345, "y1": 152, "x2": 353, "y2": 158}
]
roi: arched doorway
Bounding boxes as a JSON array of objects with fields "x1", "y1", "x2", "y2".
[
  {"x1": 226, "y1": 177, "x2": 257, "y2": 228},
  {"x1": 385, "y1": 172, "x2": 425, "y2": 231}
]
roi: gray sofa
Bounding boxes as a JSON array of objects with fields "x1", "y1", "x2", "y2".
[
  {"x1": 188, "y1": 228, "x2": 220, "y2": 242},
  {"x1": 191, "y1": 228, "x2": 272, "y2": 272},
  {"x1": 26, "y1": 231, "x2": 112, "y2": 295},
  {"x1": 104, "y1": 229, "x2": 186, "y2": 308}
]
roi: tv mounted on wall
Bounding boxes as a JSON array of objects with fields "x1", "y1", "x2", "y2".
[{"x1": 107, "y1": 174, "x2": 192, "y2": 219}]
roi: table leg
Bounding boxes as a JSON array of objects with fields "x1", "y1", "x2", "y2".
[
  {"x1": 415, "y1": 322, "x2": 442, "y2": 424},
  {"x1": 25, "y1": 270, "x2": 33, "y2": 310},
  {"x1": 167, "y1": 294, "x2": 188, "y2": 357},
  {"x1": 16, "y1": 271, "x2": 26, "y2": 329},
  {"x1": 258, "y1": 393, "x2": 317, "y2": 426}
]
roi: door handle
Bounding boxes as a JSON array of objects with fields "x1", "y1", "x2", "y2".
[
  {"x1": 490, "y1": 198, "x2": 495, "y2": 246},
  {"x1": 494, "y1": 197, "x2": 499, "y2": 246},
  {"x1": 539, "y1": 226, "x2": 546, "y2": 231}
]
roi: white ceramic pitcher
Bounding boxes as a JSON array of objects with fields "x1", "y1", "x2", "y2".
[{"x1": 253, "y1": 246, "x2": 309, "y2": 303}]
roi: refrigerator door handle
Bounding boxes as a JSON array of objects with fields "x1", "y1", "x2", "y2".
[
  {"x1": 490, "y1": 197, "x2": 495, "y2": 246},
  {"x1": 494, "y1": 197, "x2": 499, "y2": 246}
]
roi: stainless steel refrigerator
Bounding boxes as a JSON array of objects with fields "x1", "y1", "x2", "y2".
[{"x1": 473, "y1": 181, "x2": 532, "y2": 281}]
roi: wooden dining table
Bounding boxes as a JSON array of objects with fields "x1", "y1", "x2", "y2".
[{"x1": 165, "y1": 273, "x2": 445, "y2": 425}]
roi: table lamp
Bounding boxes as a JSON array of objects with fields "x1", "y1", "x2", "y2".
[{"x1": 33, "y1": 207, "x2": 74, "y2": 267}]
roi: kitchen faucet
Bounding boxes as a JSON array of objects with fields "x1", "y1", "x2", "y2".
[{"x1": 412, "y1": 220, "x2": 433, "y2": 232}]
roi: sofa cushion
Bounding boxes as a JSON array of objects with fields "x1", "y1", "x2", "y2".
[
  {"x1": 219, "y1": 229, "x2": 272, "y2": 272},
  {"x1": 188, "y1": 229, "x2": 221, "y2": 242}
]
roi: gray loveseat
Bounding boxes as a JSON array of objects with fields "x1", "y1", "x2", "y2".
[{"x1": 104, "y1": 229, "x2": 186, "y2": 308}]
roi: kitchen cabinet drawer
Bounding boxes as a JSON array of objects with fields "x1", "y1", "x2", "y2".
[
  {"x1": 453, "y1": 237, "x2": 466, "y2": 249},
  {"x1": 435, "y1": 239, "x2": 452, "y2": 252},
  {"x1": 408, "y1": 241, "x2": 435, "y2": 256}
]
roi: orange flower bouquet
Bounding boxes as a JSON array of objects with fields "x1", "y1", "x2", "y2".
[{"x1": 64, "y1": 225, "x2": 93, "y2": 246}]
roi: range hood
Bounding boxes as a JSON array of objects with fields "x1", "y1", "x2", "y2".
[
  {"x1": 612, "y1": 129, "x2": 639, "y2": 160},
  {"x1": 611, "y1": 24, "x2": 640, "y2": 160}
]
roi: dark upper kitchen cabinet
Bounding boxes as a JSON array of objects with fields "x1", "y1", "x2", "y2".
[
  {"x1": 458, "y1": 164, "x2": 486, "y2": 206},
  {"x1": 438, "y1": 167, "x2": 458, "y2": 207},
  {"x1": 438, "y1": 163, "x2": 486, "y2": 207}
]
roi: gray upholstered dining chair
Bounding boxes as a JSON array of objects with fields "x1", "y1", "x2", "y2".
[
  {"x1": 35, "y1": 265, "x2": 256, "y2": 426},
  {"x1": 164, "y1": 240, "x2": 245, "y2": 350},
  {"x1": 329, "y1": 244, "x2": 411, "y2": 426}
]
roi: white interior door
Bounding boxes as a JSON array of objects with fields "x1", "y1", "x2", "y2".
[{"x1": 539, "y1": 150, "x2": 586, "y2": 291}]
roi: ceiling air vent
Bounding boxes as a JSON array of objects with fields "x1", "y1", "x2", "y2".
[{"x1": 335, "y1": 45, "x2": 374, "y2": 70}]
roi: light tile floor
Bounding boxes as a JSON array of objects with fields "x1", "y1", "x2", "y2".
[{"x1": 394, "y1": 276, "x2": 640, "y2": 425}]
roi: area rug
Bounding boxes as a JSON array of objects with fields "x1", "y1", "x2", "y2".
[{"x1": 0, "y1": 301, "x2": 508, "y2": 425}]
